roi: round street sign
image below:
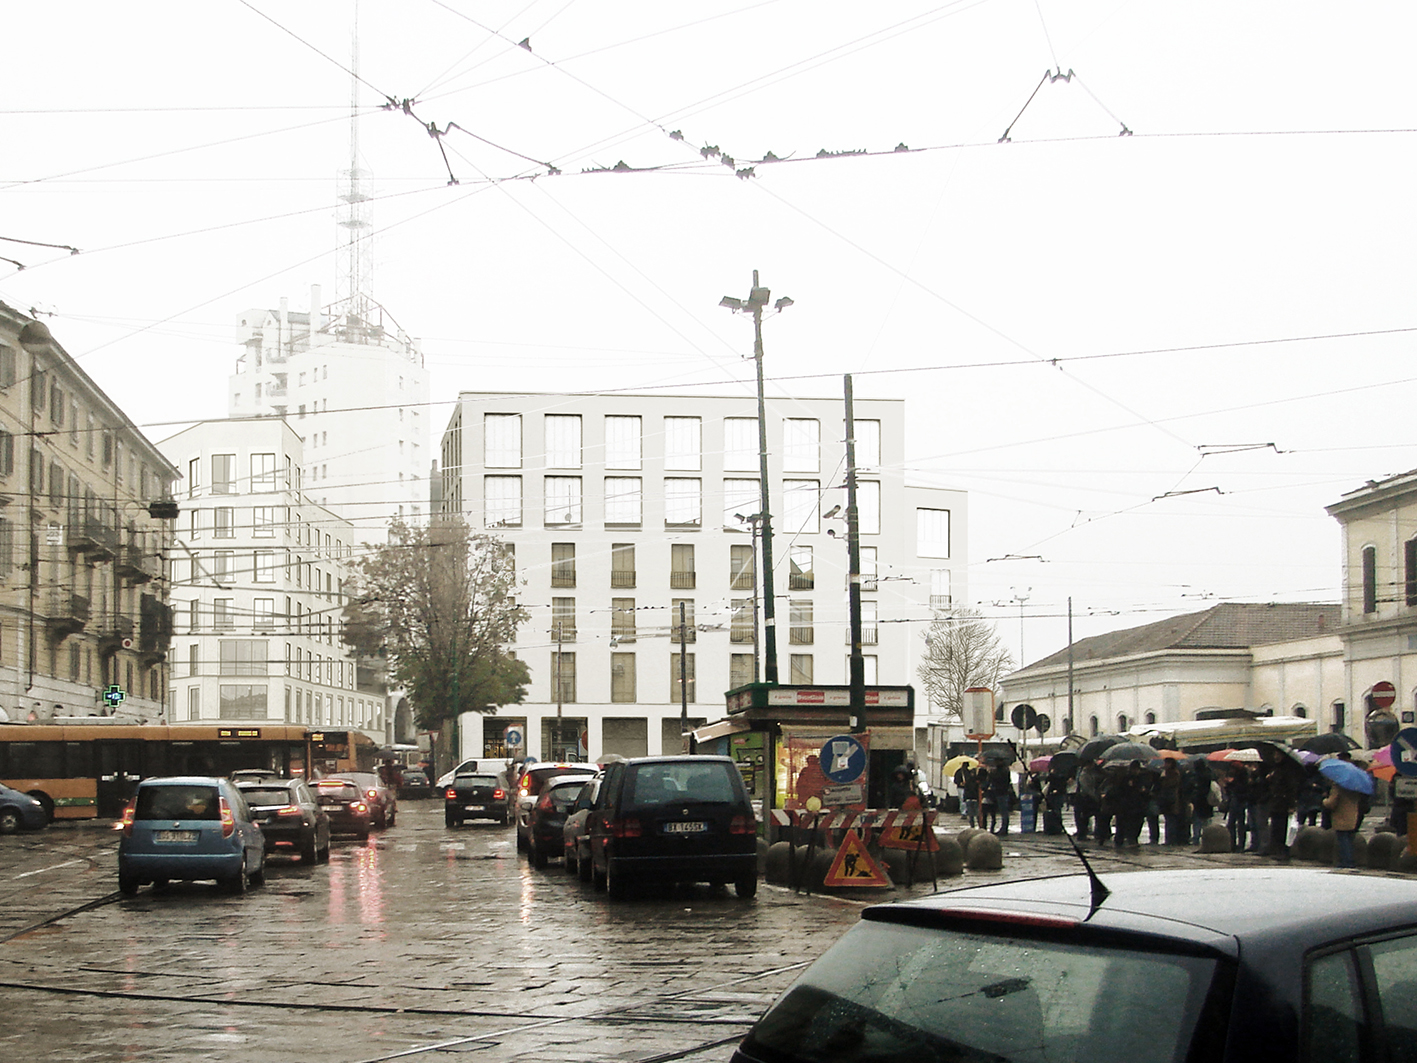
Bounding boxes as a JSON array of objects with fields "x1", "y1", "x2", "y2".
[
  {"x1": 1391, "y1": 728, "x2": 1417, "y2": 778},
  {"x1": 504, "y1": 725, "x2": 524, "y2": 749},
  {"x1": 1010, "y1": 704, "x2": 1038, "y2": 731},
  {"x1": 1372, "y1": 681, "x2": 1398, "y2": 710},
  {"x1": 820, "y1": 734, "x2": 868, "y2": 784},
  {"x1": 1035, "y1": 713, "x2": 1051, "y2": 735}
]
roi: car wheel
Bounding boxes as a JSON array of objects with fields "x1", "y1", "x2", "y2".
[
  {"x1": 0, "y1": 809, "x2": 21, "y2": 834},
  {"x1": 388, "y1": 809, "x2": 396, "y2": 828},
  {"x1": 223, "y1": 867, "x2": 247, "y2": 894},
  {"x1": 592, "y1": 859, "x2": 606, "y2": 892},
  {"x1": 249, "y1": 858, "x2": 265, "y2": 888},
  {"x1": 301, "y1": 834, "x2": 319, "y2": 863},
  {"x1": 445, "y1": 811, "x2": 458, "y2": 828},
  {"x1": 498, "y1": 812, "x2": 509, "y2": 827},
  {"x1": 606, "y1": 859, "x2": 629, "y2": 901},
  {"x1": 118, "y1": 874, "x2": 140, "y2": 896},
  {"x1": 531, "y1": 840, "x2": 548, "y2": 869},
  {"x1": 516, "y1": 829, "x2": 527, "y2": 851},
  {"x1": 564, "y1": 848, "x2": 578, "y2": 875},
  {"x1": 318, "y1": 839, "x2": 331, "y2": 862},
  {"x1": 152, "y1": 879, "x2": 170, "y2": 894},
  {"x1": 734, "y1": 875, "x2": 758, "y2": 899},
  {"x1": 357, "y1": 829, "x2": 370, "y2": 841}
]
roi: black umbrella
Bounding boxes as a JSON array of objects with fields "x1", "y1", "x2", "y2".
[
  {"x1": 1301, "y1": 733, "x2": 1360, "y2": 755},
  {"x1": 1099, "y1": 741, "x2": 1162, "y2": 768},
  {"x1": 1076, "y1": 735, "x2": 1124, "y2": 764},
  {"x1": 1046, "y1": 751, "x2": 1080, "y2": 778}
]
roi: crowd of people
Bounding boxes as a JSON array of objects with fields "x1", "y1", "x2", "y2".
[{"x1": 952, "y1": 747, "x2": 1388, "y2": 867}]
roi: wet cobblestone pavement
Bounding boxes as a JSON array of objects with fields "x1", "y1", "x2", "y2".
[{"x1": 0, "y1": 805, "x2": 1401, "y2": 1062}]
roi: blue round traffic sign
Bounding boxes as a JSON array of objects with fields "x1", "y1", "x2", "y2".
[
  {"x1": 504, "y1": 725, "x2": 524, "y2": 749},
  {"x1": 1390, "y1": 728, "x2": 1417, "y2": 778},
  {"x1": 820, "y1": 735, "x2": 867, "y2": 784}
]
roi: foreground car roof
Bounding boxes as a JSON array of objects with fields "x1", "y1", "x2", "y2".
[{"x1": 875, "y1": 867, "x2": 1417, "y2": 953}]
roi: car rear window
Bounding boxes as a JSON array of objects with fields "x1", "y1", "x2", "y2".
[
  {"x1": 136, "y1": 784, "x2": 222, "y2": 821},
  {"x1": 241, "y1": 788, "x2": 292, "y2": 806},
  {"x1": 627, "y1": 762, "x2": 739, "y2": 806},
  {"x1": 317, "y1": 783, "x2": 359, "y2": 801},
  {"x1": 546, "y1": 783, "x2": 584, "y2": 811},
  {"x1": 743, "y1": 919, "x2": 1217, "y2": 1063},
  {"x1": 455, "y1": 775, "x2": 498, "y2": 786}
]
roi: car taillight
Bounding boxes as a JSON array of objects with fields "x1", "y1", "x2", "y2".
[
  {"x1": 610, "y1": 817, "x2": 641, "y2": 838},
  {"x1": 351, "y1": 802, "x2": 368, "y2": 814},
  {"x1": 445, "y1": 788, "x2": 457, "y2": 800},
  {"x1": 730, "y1": 815, "x2": 755, "y2": 834},
  {"x1": 538, "y1": 793, "x2": 554, "y2": 811},
  {"x1": 366, "y1": 789, "x2": 379, "y2": 800},
  {"x1": 119, "y1": 802, "x2": 135, "y2": 837},
  {"x1": 493, "y1": 788, "x2": 505, "y2": 800},
  {"x1": 276, "y1": 805, "x2": 302, "y2": 818},
  {"x1": 219, "y1": 797, "x2": 236, "y2": 838}
]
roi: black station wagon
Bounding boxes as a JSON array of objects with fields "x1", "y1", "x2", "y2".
[{"x1": 732, "y1": 866, "x2": 1417, "y2": 1063}]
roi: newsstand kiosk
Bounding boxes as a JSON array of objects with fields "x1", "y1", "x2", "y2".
[{"x1": 691, "y1": 682, "x2": 917, "y2": 840}]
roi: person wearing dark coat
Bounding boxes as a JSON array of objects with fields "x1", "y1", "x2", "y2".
[
  {"x1": 988, "y1": 764, "x2": 1016, "y2": 835},
  {"x1": 1261, "y1": 748, "x2": 1299, "y2": 857},
  {"x1": 1157, "y1": 759, "x2": 1188, "y2": 846},
  {"x1": 1224, "y1": 766, "x2": 1252, "y2": 851}
]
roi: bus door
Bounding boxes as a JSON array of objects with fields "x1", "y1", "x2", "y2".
[{"x1": 95, "y1": 740, "x2": 144, "y2": 818}]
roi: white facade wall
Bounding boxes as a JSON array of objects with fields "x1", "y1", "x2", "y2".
[
  {"x1": 439, "y1": 391, "x2": 967, "y2": 763},
  {"x1": 227, "y1": 290, "x2": 430, "y2": 541},
  {"x1": 158, "y1": 419, "x2": 386, "y2": 740}
]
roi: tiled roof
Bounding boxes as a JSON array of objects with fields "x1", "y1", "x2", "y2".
[{"x1": 1012, "y1": 602, "x2": 1338, "y2": 676}]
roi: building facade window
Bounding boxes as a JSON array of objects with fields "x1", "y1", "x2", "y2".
[
  {"x1": 551, "y1": 651, "x2": 576, "y2": 703},
  {"x1": 604, "y1": 415, "x2": 642, "y2": 470},
  {"x1": 484, "y1": 413, "x2": 522, "y2": 468},
  {"x1": 253, "y1": 507, "x2": 276, "y2": 538},
  {"x1": 730, "y1": 599, "x2": 754, "y2": 644},
  {"x1": 552, "y1": 597, "x2": 576, "y2": 641},
  {"x1": 611, "y1": 653, "x2": 636, "y2": 703},
  {"x1": 730, "y1": 544, "x2": 755, "y2": 590},
  {"x1": 790, "y1": 600, "x2": 814, "y2": 645},
  {"x1": 723, "y1": 418, "x2": 757, "y2": 472},
  {"x1": 782, "y1": 480, "x2": 820, "y2": 535},
  {"x1": 930, "y1": 569, "x2": 951, "y2": 610},
  {"x1": 213, "y1": 507, "x2": 235, "y2": 538},
  {"x1": 1362, "y1": 545, "x2": 1378, "y2": 614},
  {"x1": 665, "y1": 478, "x2": 702, "y2": 526},
  {"x1": 213, "y1": 598, "x2": 233, "y2": 631},
  {"x1": 604, "y1": 476, "x2": 642, "y2": 524},
  {"x1": 212, "y1": 454, "x2": 236, "y2": 494},
  {"x1": 1406, "y1": 539, "x2": 1417, "y2": 607},
  {"x1": 783, "y1": 419, "x2": 820, "y2": 473},
  {"x1": 253, "y1": 550, "x2": 276, "y2": 583},
  {"x1": 789, "y1": 546, "x2": 814, "y2": 590},
  {"x1": 859, "y1": 481, "x2": 881, "y2": 535},
  {"x1": 219, "y1": 685, "x2": 267, "y2": 720},
  {"x1": 670, "y1": 652, "x2": 695, "y2": 703},
  {"x1": 219, "y1": 640, "x2": 269, "y2": 676},
  {"x1": 663, "y1": 417, "x2": 701, "y2": 471},
  {"x1": 611, "y1": 598, "x2": 636, "y2": 642},
  {"x1": 730, "y1": 653, "x2": 754, "y2": 688},
  {"x1": 860, "y1": 547, "x2": 878, "y2": 591},
  {"x1": 251, "y1": 452, "x2": 276, "y2": 491},
  {"x1": 860, "y1": 600, "x2": 878, "y2": 645},
  {"x1": 790, "y1": 654, "x2": 813, "y2": 685},
  {"x1": 918, "y1": 508, "x2": 951, "y2": 558},
  {"x1": 854, "y1": 419, "x2": 881, "y2": 469},
  {"x1": 544, "y1": 414, "x2": 582, "y2": 469},
  {"x1": 723, "y1": 477, "x2": 759, "y2": 529},
  {"x1": 545, "y1": 476, "x2": 583, "y2": 525},
  {"x1": 670, "y1": 543, "x2": 696, "y2": 588},
  {"x1": 484, "y1": 475, "x2": 522, "y2": 527},
  {"x1": 610, "y1": 543, "x2": 635, "y2": 588},
  {"x1": 670, "y1": 599, "x2": 695, "y2": 642},
  {"x1": 551, "y1": 543, "x2": 576, "y2": 588}
]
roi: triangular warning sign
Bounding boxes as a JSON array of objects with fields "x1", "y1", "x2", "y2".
[
  {"x1": 880, "y1": 813, "x2": 940, "y2": 852},
  {"x1": 823, "y1": 829, "x2": 891, "y2": 888}
]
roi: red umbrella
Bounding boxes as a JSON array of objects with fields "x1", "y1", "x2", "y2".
[{"x1": 1206, "y1": 749, "x2": 1238, "y2": 762}]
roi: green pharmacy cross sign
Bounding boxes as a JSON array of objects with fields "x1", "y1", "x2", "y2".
[{"x1": 103, "y1": 685, "x2": 126, "y2": 711}]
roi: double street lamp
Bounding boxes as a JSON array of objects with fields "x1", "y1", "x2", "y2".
[{"x1": 720, "y1": 271, "x2": 792, "y2": 684}]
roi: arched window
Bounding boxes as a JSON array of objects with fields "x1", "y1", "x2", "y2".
[
  {"x1": 1089, "y1": 715, "x2": 1099, "y2": 738},
  {"x1": 1117, "y1": 714, "x2": 1129, "y2": 733},
  {"x1": 1293, "y1": 705, "x2": 1308, "y2": 719},
  {"x1": 1331, "y1": 701, "x2": 1346, "y2": 733},
  {"x1": 1144, "y1": 712, "x2": 1156, "y2": 725}
]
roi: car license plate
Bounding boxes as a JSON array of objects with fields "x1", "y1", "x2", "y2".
[
  {"x1": 155, "y1": 830, "x2": 197, "y2": 843},
  {"x1": 463, "y1": 805, "x2": 482, "y2": 812},
  {"x1": 663, "y1": 821, "x2": 707, "y2": 834}
]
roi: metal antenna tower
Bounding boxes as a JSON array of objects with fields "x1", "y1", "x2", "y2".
[{"x1": 336, "y1": 0, "x2": 373, "y2": 337}]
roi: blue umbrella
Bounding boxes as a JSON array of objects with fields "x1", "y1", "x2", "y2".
[{"x1": 1318, "y1": 758, "x2": 1375, "y2": 796}]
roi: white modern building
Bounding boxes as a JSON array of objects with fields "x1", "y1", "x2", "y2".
[
  {"x1": 158, "y1": 418, "x2": 388, "y2": 740},
  {"x1": 437, "y1": 390, "x2": 967, "y2": 764},
  {"x1": 227, "y1": 287, "x2": 431, "y2": 541}
]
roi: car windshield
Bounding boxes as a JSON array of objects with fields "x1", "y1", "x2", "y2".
[
  {"x1": 628, "y1": 762, "x2": 738, "y2": 806},
  {"x1": 742, "y1": 919, "x2": 1217, "y2": 1063},
  {"x1": 241, "y1": 788, "x2": 292, "y2": 806},
  {"x1": 136, "y1": 785, "x2": 221, "y2": 821}
]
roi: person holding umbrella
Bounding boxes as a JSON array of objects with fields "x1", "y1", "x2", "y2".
[{"x1": 1320, "y1": 766, "x2": 1368, "y2": 869}]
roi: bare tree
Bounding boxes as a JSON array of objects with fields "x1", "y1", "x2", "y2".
[{"x1": 917, "y1": 608, "x2": 1013, "y2": 722}]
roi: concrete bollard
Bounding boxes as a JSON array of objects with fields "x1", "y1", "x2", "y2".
[
  {"x1": 880, "y1": 847, "x2": 909, "y2": 883},
  {"x1": 764, "y1": 841, "x2": 792, "y2": 884},
  {"x1": 1367, "y1": 831, "x2": 1404, "y2": 871},
  {"x1": 1291, "y1": 826, "x2": 1327, "y2": 863},
  {"x1": 1350, "y1": 833, "x2": 1369, "y2": 868},
  {"x1": 933, "y1": 834, "x2": 965, "y2": 877},
  {"x1": 965, "y1": 831, "x2": 1004, "y2": 870},
  {"x1": 1393, "y1": 848, "x2": 1417, "y2": 875},
  {"x1": 1198, "y1": 822, "x2": 1232, "y2": 853},
  {"x1": 955, "y1": 828, "x2": 984, "y2": 853}
]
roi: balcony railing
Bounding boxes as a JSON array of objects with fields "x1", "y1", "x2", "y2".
[
  {"x1": 929, "y1": 594, "x2": 952, "y2": 610},
  {"x1": 670, "y1": 571, "x2": 696, "y2": 589},
  {"x1": 46, "y1": 592, "x2": 91, "y2": 640},
  {"x1": 610, "y1": 570, "x2": 636, "y2": 588}
]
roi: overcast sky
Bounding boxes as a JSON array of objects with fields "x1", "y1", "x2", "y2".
[{"x1": 4, "y1": 2, "x2": 1414, "y2": 670}]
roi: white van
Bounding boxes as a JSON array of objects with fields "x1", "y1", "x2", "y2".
[{"x1": 436, "y1": 758, "x2": 512, "y2": 789}]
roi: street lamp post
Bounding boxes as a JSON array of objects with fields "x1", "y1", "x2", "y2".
[
  {"x1": 735, "y1": 511, "x2": 764, "y2": 682},
  {"x1": 720, "y1": 272, "x2": 792, "y2": 684}
]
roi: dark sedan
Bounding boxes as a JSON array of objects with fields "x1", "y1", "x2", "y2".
[
  {"x1": 0, "y1": 783, "x2": 48, "y2": 833},
  {"x1": 444, "y1": 773, "x2": 507, "y2": 827},
  {"x1": 314, "y1": 779, "x2": 373, "y2": 840},
  {"x1": 525, "y1": 775, "x2": 591, "y2": 868},
  {"x1": 732, "y1": 867, "x2": 1417, "y2": 1063},
  {"x1": 397, "y1": 769, "x2": 432, "y2": 800},
  {"x1": 235, "y1": 777, "x2": 330, "y2": 863}
]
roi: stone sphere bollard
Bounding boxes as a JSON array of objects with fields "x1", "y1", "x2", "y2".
[
  {"x1": 933, "y1": 834, "x2": 965, "y2": 877},
  {"x1": 756, "y1": 837, "x2": 770, "y2": 873},
  {"x1": 1367, "y1": 831, "x2": 1404, "y2": 871},
  {"x1": 1392, "y1": 845, "x2": 1417, "y2": 875},
  {"x1": 880, "y1": 847, "x2": 909, "y2": 883},
  {"x1": 966, "y1": 830, "x2": 1004, "y2": 870},
  {"x1": 1198, "y1": 822, "x2": 1231, "y2": 853},
  {"x1": 955, "y1": 827, "x2": 984, "y2": 853},
  {"x1": 764, "y1": 841, "x2": 793, "y2": 884},
  {"x1": 1350, "y1": 833, "x2": 1369, "y2": 868},
  {"x1": 807, "y1": 847, "x2": 835, "y2": 891},
  {"x1": 1291, "y1": 826, "x2": 1327, "y2": 863}
]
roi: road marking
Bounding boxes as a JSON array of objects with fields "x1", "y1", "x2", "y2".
[{"x1": 13, "y1": 859, "x2": 83, "y2": 880}]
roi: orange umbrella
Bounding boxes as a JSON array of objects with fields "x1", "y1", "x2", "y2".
[{"x1": 1156, "y1": 749, "x2": 1187, "y2": 760}]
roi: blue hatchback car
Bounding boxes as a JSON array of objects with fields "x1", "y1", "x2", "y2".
[
  {"x1": 0, "y1": 783, "x2": 49, "y2": 833},
  {"x1": 118, "y1": 777, "x2": 265, "y2": 895}
]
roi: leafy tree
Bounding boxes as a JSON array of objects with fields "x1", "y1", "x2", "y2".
[
  {"x1": 917, "y1": 608, "x2": 1013, "y2": 723},
  {"x1": 342, "y1": 517, "x2": 529, "y2": 740}
]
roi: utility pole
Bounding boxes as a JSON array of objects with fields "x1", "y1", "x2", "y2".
[
  {"x1": 554, "y1": 621, "x2": 563, "y2": 760},
  {"x1": 845, "y1": 376, "x2": 865, "y2": 733},
  {"x1": 1066, "y1": 596, "x2": 1075, "y2": 736},
  {"x1": 678, "y1": 601, "x2": 689, "y2": 741},
  {"x1": 720, "y1": 272, "x2": 792, "y2": 684}
]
